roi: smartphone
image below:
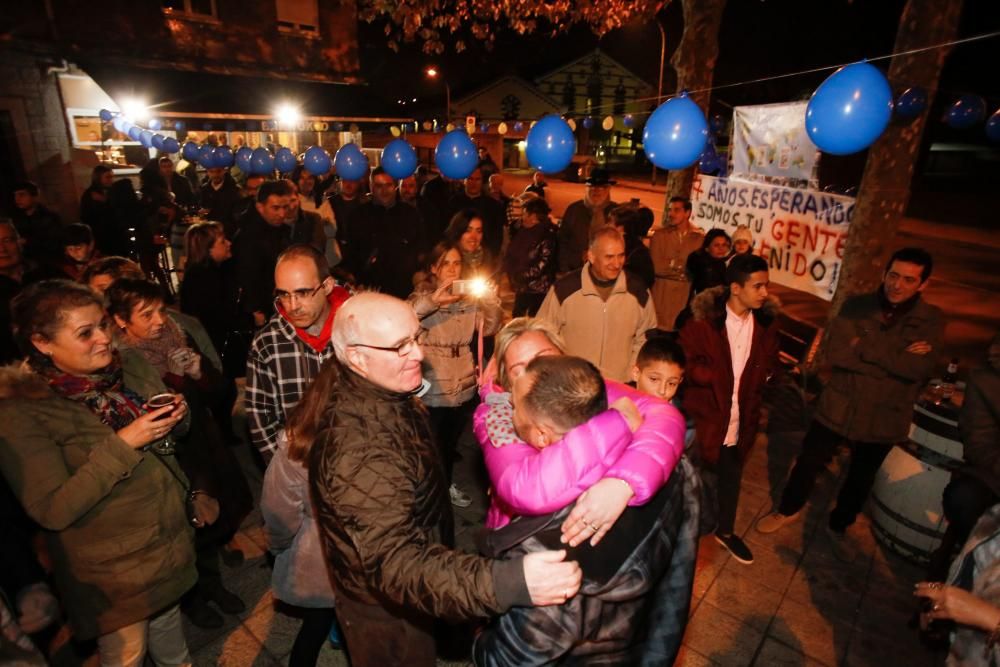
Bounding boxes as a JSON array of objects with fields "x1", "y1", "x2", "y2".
[{"x1": 451, "y1": 279, "x2": 483, "y2": 296}]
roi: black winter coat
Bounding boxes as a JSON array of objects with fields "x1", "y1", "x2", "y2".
[
  {"x1": 473, "y1": 458, "x2": 700, "y2": 666},
  {"x1": 503, "y1": 221, "x2": 558, "y2": 296}
]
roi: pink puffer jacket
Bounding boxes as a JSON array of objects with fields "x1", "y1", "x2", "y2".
[{"x1": 474, "y1": 380, "x2": 685, "y2": 529}]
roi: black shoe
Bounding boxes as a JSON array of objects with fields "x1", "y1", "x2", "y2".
[
  {"x1": 204, "y1": 585, "x2": 246, "y2": 615},
  {"x1": 715, "y1": 533, "x2": 754, "y2": 564},
  {"x1": 183, "y1": 598, "x2": 224, "y2": 629},
  {"x1": 220, "y1": 547, "x2": 245, "y2": 568}
]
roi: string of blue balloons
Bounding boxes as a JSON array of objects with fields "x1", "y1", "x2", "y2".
[{"x1": 100, "y1": 65, "x2": 998, "y2": 183}]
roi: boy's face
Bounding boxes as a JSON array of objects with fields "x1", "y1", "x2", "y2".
[
  {"x1": 631, "y1": 360, "x2": 685, "y2": 402},
  {"x1": 511, "y1": 371, "x2": 561, "y2": 450}
]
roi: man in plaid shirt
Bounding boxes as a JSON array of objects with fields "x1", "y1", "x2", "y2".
[{"x1": 246, "y1": 244, "x2": 350, "y2": 463}]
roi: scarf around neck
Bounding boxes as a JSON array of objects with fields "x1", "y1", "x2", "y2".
[
  {"x1": 117, "y1": 314, "x2": 189, "y2": 377},
  {"x1": 34, "y1": 351, "x2": 146, "y2": 430}
]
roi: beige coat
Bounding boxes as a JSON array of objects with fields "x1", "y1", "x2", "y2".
[
  {"x1": 409, "y1": 281, "x2": 503, "y2": 407},
  {"x1": 649, "y1": 225, "x2": 703, "y2": 330},
  {"x1": 537, "y1": 265, "x2": 658, "y2": 382}
]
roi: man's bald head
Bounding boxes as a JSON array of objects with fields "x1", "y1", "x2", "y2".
[{"x1": 332, "y1": 292, "x2": 425, "y2": 393}]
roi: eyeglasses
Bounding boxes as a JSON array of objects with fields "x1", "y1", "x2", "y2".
[
  {"x1": 274, "y1": 284, "x2": 324, "y2": 305},
  {"x1": 350, "y1": 331, "x2": 424, "y2": 357}
]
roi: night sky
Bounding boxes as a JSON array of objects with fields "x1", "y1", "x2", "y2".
[{"x1": 357, "y1": 0, "x2": 999, "y2": 143}]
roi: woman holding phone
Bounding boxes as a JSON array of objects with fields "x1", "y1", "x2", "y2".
[
  {"x1": 0, "y1": 280, "x2": 197, "y2": 665},
  {"x1": 409, "y1": 242, "x2": 502, "y2": 509}
]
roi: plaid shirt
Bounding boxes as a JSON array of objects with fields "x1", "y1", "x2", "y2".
[{"x1": 245, "y1": 310, "x2": 335, "y2": 461}]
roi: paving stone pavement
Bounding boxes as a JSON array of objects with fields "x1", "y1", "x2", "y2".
[{"x1": 184, "y1": 378, "x2": 950, "y2": 666}]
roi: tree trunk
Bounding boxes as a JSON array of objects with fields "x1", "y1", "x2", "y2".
[
  {"x1": 663, "y1": 0, "x2": 727, "y2": 208},
  {"x1": 825, "y1": 0, "x2": 963, "y2": 320}
]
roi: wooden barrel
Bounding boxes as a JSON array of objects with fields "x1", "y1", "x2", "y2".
[{"x1": 870, "y1": 399, "x2": 964, "y2": 564}]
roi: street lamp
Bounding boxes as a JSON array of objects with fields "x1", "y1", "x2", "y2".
[
  {"x1": 652, "y1": 18, "x2": 666, "y2": 185},
  {"x1": 425, "y1": 67, "x2": 451, "y2": 130}
]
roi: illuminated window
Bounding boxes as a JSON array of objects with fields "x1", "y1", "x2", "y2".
[
  {"x1": 276, "y1": 0, "x2": 319, "y2": 36},
  {"x1": 162, "y1": 0, "x2": 217, "y2": 20}
]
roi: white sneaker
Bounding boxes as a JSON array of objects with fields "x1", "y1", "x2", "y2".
[{"x1": 449, "y1": 484, "x2": 472, "y2": 508}]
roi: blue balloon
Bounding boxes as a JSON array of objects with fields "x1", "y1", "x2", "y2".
[
  {"x1": 479, "y1": 122, "x2": 489, "y2": 133},
  {"x1": 434, "y1": 130, "x2": 478, "y2": 180},
  {"x1": 100, "y1": 109, "x2": 114, "y2": 122},
  {"x1": 332, "y1": 122, "x2": 344, "y2": 132},
  {"x1": 151, "y1": 134, "x2": 165, "y2": 150},
  {"x1": 274, "y1": 147, "x2": 297, "y2": 173},
  {"x1": 249, "y1": 147, "x2": 274, "y2": 175},
  {"x1": 334, "y1": 143, "x2": 369, "y2": 181},
  {"x1": 182, "y1": 141, "x2": 201, "y2": 161},
  {"x1": 214, "y1": 146, "x2": 235, "y2": 168},
  {"x1": 303, "y1": 146, "x2": 331, "y2": 176},
  {"x1": 623, "y1": 114, "x2": 635, "y2": 129},
  {"x1": 128, "y1": 126, "x2": 143, "y2": 142},
  {"x1": 112, "y1": 116, "x2": 127, "y2": 133},
  {"x1": 582, "y1": 117, "x2": 594, "y2": 130},
  {"x1": 895, "y1": 87, "x2": 927, "y2": 119},
  {"x1": 525, "y1": 115, "x2": 576, "y2": 174},
  {"x1": 199, "y1": 144, "x2": 217, "y2": 167},
  {"x1": 805, "y1": 62, "x2": 893, "y2": 155},
  {"x1": 148, "y1": 119, "x2": 162, "y2": 131},
  {"x1": 945, "y1": 94, "x2": 987, "y2": 129},
  {"x1": 513, "y1": 121, "x2": 524, "y2": 132},
  {"x1": 162, "y1": 137, "x2": 180, "y2": 154},
  {"x1": 139, "y1": 130, "x2": 155, "y2": 148},
  {"x1": 643, "y1": 93, "x2": 709, "y2": 169},
  {"x1": 987, "y1": 109, "x2": 1000, "y2": 143},
  {"x1": 175, "y1": 121, "x2": 186, "y2": 131},
  {"x1": 235, "y1": 146, "x2": 254, "y2": 172},
  {"x1": 380, "y1": 139, "x2": 418, "y2": 179}
]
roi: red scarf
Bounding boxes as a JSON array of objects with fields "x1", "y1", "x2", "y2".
[{"x1": 279, "y1": 286, "x2": 351, "y2": 353}]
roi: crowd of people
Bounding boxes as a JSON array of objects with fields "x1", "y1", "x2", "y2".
[{"x1": 0, "y1": 148, "x2": 997, "y2": 667}]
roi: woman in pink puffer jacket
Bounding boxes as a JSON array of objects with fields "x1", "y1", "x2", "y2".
[{"x1": 474, "y1": 318, "x2": 685, "y2": 543}]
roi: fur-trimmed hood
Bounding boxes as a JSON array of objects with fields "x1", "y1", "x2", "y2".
[
  {"x1": 689, "y1": 285, "x2": 781, "y2": 328},
  {"x1": 0, "y1": 362, "x2": 52, "y2": 401}
]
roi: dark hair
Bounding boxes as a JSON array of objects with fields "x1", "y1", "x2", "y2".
[
  {"x1": 80, "y1": 256, "x2": 145, "y2": 288},
  {"x1": 725, "y1": 253, "x2": 769, "y2": 287},
  {"x1": 286, "y1": 357, "x2": 340, "y2": 463},
  {"x1": 887, "y1": 247, "x2": 933, "y2": 283},
  {"x1": 523, "y1": 198, "x2": 551, "y2": 218},
  {"x1": 256, "y1": 179, "x2": 290, "y2": 204},
  {"x1": 90, "y1": 165, "x2": 113, "y2": 188},
  {"x1": 184, "y1": 221, "x2": 224, "y2": 267},
  {"x1": 370, "y1": 166, "x2": 388, "y2": 181},
  {"x1": 62, "y1": 223, "x2": 93, "y2": 248},
  {"x1": 276, "y1": 243, "x2": 330, "y2": 281},
  {"x1": 444, "y1": 209, "x2": 483, "y2": 246},
  {"x1": 13, "y1": 181, "x2": 39, "y2": 197},
  {"x1": 521, "y1": 355, "x2": 608, "y2": 433},
  {"x1": 11, "y1": 280, "x2": 104, "y2": 359},
  {"x1": 105, "y1": 278, "x2": 165, "y2": 322},
  {"x1": 609, "y1": 206, "x2": 653, "y2": 242},
  {"x1": 157, "y1": 155, "x2": 173, "y2": 166},
  {"x1": 637, "y1": 332, "x2": 686, "y2": 369},
  {"x1": 290, "y1": 165, "x2": 312, "y2": 187},
  {"x1": 702, "y1": 228, "x2": 731, "y2": 251},
  {"x1": 669, "y1": 196, "x2": 692, "y2": 212}
]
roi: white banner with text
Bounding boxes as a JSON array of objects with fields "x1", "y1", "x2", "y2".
[{"x1": 690, "y1": 174, "x2": 855, "y2": 300}]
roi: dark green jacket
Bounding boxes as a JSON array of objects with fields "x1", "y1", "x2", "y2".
[
  {"x1": 817, "y1": 292, "x2": 944, "y2": 443},
  {"x1": 0, "y1": 350, "x2": 196, "y2": 639}
]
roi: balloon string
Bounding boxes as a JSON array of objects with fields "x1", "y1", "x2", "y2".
[{"x1": 581, "y1": 29, "x2": 1000, "y2": 117}]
